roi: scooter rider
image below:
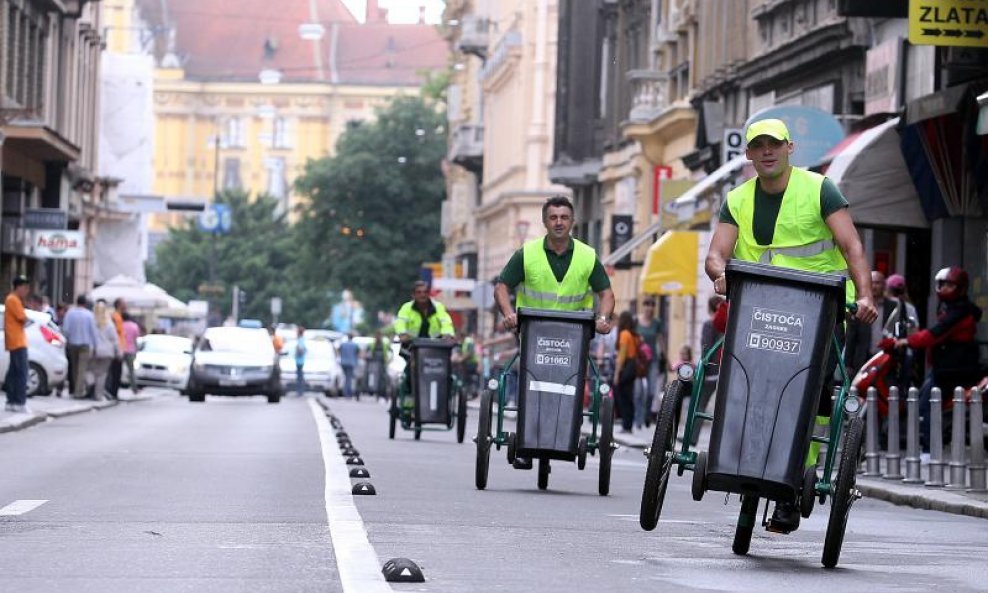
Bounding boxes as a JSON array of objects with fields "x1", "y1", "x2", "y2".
[
  {"x1": 705, "y1": 118, "x2": 877, "y2": 534},
  {"x1": 494, "y1": 195, "x2": 616, "y2": 469}
]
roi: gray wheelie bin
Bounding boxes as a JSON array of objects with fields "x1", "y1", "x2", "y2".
[
  {"x1": 516, "y1": 308, "x2": 595, "y2": 460},
  {"x1": 411, "y1": 339, "x2": 456, "y2": 426},
  {"x1": 706, "y1": 260, "x2": 845, "y2": 502}
]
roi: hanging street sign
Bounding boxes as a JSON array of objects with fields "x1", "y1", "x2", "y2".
[{"x1": 909, "y1": 0, "x2": 988, "y2": 48}]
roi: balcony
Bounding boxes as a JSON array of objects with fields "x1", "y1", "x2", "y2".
[
  {"x1": 625, "y1": 70, "x2": 668, "y2": 123},
  {"x1": 456, "y1": 15, "x2": 490, "y2": 58},
  {"x1": 448, "y1": 123, "x2": 484, "y2": 174}
]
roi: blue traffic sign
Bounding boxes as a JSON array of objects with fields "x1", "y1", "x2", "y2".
[{"x1": 197, "y1": 204, "x2": 232, "y2": 234}]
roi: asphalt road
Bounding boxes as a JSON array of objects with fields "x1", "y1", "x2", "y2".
[{"x1": 0, "y1": 390, "x2": 985, "y2": 593}]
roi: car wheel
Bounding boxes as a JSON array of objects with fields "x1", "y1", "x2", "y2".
[
  {"x1": 267, "y1": 393, "x2": 281, "y2": 404},
  {"x1": 188, "y1": 391, "x2": 206, "y2": 403},
  {"x1": 27, "y1": 362, "x2": 48, "y2": 397}
]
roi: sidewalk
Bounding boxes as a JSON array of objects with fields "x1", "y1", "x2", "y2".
[
  {"x1": 0, "y1": 388, "x2": 161, "y2": 434},
  {"x1": 608, "y1": 424, "x2": 988, "y2": 520}
]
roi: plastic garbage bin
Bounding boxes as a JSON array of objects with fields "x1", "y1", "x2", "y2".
[
  {"x1": 411, "y1": 339, "x2": 455, "y2": 425},
  {"x1": 706, "y1": 260, "x2": 846, "y2": 501},
  {"x1": 516, "y1": 308, "x2": 595, "y2": 459}
]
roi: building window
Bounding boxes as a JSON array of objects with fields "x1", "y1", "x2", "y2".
[
  {"x1": 222, "y1": 157, "x2": 242, "y2": 190},
  {"x1": 272, "y1": 117, "x2": 293, "y2": 149},
  {"x1": 224, "y1": 117, "x2": 245, "y2": 148},
  {"x1": 264, "y1": 157, "x2": 286, "y2": 200}
]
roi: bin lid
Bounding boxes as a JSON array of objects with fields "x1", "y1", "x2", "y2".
[
  {"x1": 517, "y1": 308, "x2": 595, "y2": 324},
  {"x1": 410, "y1": 338, "x2": 456, "y2": 350},
  {"x1": 725, "y1": 260, "x2": 846, "y2": 293}
]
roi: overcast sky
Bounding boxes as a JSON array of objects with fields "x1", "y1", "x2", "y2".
[{"x1": 340, "y1": 0, "x2": 445, "y2": 24}]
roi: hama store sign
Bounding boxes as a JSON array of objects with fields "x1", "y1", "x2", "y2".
[
  {"x1": 909, "y1": 0, "x2": 988, "y2": 47},
  {"x1": 29, "y1": 230, "x2": 85, "y2": 259}
]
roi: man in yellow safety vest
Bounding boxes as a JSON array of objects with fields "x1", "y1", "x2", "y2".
[{"x1": 705, "y1": 118, "x2": 878, "y2": 534}]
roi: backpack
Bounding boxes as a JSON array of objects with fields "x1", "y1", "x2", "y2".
[{"x1": 634, "y1": 337, "x2": 651, "y2": 378}]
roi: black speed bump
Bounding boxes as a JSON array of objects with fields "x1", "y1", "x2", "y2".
[
  {"x1": 352, "y1": 481, "x2": 376, "y2": 495},
  {"x1": 346, "y1": 456, "x2": 364, "y2": 466},
  {"x1": 335, "y1": 430, "x2": 348, "y2": 438},
  {"x1": 349, "y1": 467, "x2": 370, "y2": 478},
  {"x1": 382, "y1": 558, "x2": 424, "y2": 583},
  {"x1": 341, "y1": 448, "x2": 360, "y2": 457}
]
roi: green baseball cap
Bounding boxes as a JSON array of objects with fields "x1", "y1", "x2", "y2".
[{"x1": 745, "y1": 118, "x2": 790, "y2": 144}]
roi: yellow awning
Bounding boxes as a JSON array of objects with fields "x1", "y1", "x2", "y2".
[{"x1": 640, "y1": 231, "x2": 698, "y2": 295}]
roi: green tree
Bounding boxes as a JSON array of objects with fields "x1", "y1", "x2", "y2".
[
  {"x1": 294, "y1": 95, "x2": 448, "y2": 319},
  {"x1": 148, "y1": 191, "x2": 329, "y2": 326}
]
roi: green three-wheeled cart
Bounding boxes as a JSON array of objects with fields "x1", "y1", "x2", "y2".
[
  {"x1": 389, "y1": 338, "x2": 468, "y2": 443},
  {"x1": 639, "y1": 261, "x2": 865, "y2": 568},
  {"x1": 475, "y1": 308, "x2": 616, "y2": 494}
]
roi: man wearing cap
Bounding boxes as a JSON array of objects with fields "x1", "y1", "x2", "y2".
[
  {"x1": 705, "y1": 118, "x2": 877, "y2": 534},
  {"x1": 4, "y1": 276, "x2": 32, "y2": 413}
]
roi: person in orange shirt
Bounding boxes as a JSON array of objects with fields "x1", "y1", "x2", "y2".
[
  {"x1": 613, "y1": 310, "x2": 641, "y2": 434},
  {"x1": 107, "y1": 298, "x2": 127, "y2": 399},
  {"x1": 4, "y1": 276, "x2": 32, "y2": 413}
]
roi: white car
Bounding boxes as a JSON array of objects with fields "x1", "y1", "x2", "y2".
[
  {"x1": 187, "y1": 327, "x2": 282, "y2": 403},
  {"x1": 134, "y1": 334, "x2": 193, "y2": 391},
  {"x1": 280, "y1": 338, "x2": 343, "y2": 396},
  {"x1": 0, "y1": 307, "x2": 68, "y2": 397}
]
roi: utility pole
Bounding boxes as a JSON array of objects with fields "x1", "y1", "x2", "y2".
[{"x1": 232, "y1": 285, "x2": 239, "y2": 324}]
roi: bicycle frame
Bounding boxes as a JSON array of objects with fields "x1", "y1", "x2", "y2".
[{"x1": 493, "y1": 352, "x2": 606, "y2": 453}]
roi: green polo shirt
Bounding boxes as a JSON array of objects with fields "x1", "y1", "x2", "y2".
[
  {"x1": 719, "y1": 176, "x2": 848, "y2": 245},
  {"x1": 497, "y1": 237, "x2": 611, "y2": 292}
]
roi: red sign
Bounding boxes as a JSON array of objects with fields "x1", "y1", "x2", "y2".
[{"x1": 652, "y1": 166, "x2": 673, "y2": 215}]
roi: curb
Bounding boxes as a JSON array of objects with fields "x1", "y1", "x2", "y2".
[
  {"x1": 856, "y1": 481, "x2": 988, "y2": 519},
  {"x1": 0, "y1": 393, "x2": 156, "y2": 434}
]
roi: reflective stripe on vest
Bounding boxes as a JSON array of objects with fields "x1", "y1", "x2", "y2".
[
  {"x1": 727, "y1": 167, "x2": 854, "y2": 301},
  {"x1": 517, "y1": 237, "x2": 595, "y2": 311}
]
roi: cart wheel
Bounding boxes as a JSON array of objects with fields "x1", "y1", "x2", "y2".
[
  {"x1": 822, "y1": 415, "x2": 863, "y2": 569},
  {"x1": 506, "y1": 432, "x2": 517, "y2": 465},
  {"x1": 388, "y1": 391, "x2": 398, "y2": 439},
  {"x1": 639, "y1": 381, "x2": 684, "y2": 530},
  {"x1": 598, "y1": 396, "x2": 614, "y2": 496},
  {"x1": 475, "y1": 391, "x2": 493, "y2": 490},
  {"x1": 691, "y1": 451, "x2": 707, "y2": 502},
  {"x1": 414, "y1": 426, "x2": 422, "y2": 440},
  {"x1": 732, "y1": 494, "x2": 759, "y2": 555},
  {"x1": 456, "y1": 387, "x2": 468, "y2": 444},
  {"x1": 800, "y1": 466, "x2": 817, "y2": 519},
  {"x1": 577, "y1": 436, "x2": 588, "y2": 470},
  {"x1": 537, "y1": 457, "x2": 550, "y2": 490}
]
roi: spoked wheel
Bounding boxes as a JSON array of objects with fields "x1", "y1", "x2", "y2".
[
  {"x1": 639, "y1": 381, "x2": 685, "y2": 530},
  {"x1": 388, "y1": 391, "x2": 398, "y2": 439},
  {"x1": 732, "y1": 494, "x2": 759, "y2": 555},
  {"x1": 598, "y1": 396, "x2": 614, "y2": 496},
  {"x1": 456, "y1": 387, "x2": 468, "y2": 443},
  {"x1": 822, "y1": 415, "x2": 864, "y2": 569},
  {"x1": 691, "y1": 451, "x2": 707, "y2": 502},
  {"x1": 506, "y1": 432, "x2": 517, "y2": 465},
  {"x1": 800, "y1": 466, "x2": 817, "y2": 519},
  {"x1": 475, "y1": 391, "x2": 493, "y2": 490},
  {"x1": 537, "y1": 457, "x2": 550, "y2": 490},
  {"x1": 577, "y1": 436, "x2": 588, "y2": 470}
]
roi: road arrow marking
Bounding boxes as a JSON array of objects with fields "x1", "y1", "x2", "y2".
[{"x1": 0, "y1": 500, "x2": 48, "y2": 516}]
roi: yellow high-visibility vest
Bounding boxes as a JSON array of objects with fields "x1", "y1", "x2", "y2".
[{"x1": 516, "y1": 237, "x2": 595, "y2": 310}]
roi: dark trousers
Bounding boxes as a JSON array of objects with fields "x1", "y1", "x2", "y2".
[
  {"x1": 4, "y1": 348, "x2": 28, "y2": 405},
  {"x1": 106, "y1": 358, "x2": 122, "y2": 398},
  {"x1": 615, "y1": 375, "x2": 636, "y2": 431}
]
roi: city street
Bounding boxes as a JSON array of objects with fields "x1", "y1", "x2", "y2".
[{"x1": 0, "y1": 390, "x2": 985, "y2": 593}]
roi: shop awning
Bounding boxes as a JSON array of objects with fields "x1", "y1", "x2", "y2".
[
  {"x1": 639, "y1": 231, "x2": 698, "y2": 296},
  {"x1": 826, "y1": 117, "x2": 928, "y2": 229}
]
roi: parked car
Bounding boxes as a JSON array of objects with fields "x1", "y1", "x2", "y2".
[
  {"x1": 279, "y1": 338, "x2": 343, "y2": 396},
  {"x1": 0, "y1": 306, "x2": 68, "y2": 397},
  {"x1": 187, "y1": 327, "x2": 282, "y2": 403},
  {"x1": 134, "y1": 334, "x2": 193, "y2": 392}
]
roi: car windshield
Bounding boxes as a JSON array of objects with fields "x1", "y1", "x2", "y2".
[
  {"x1": 199, "y1": 328, "x2": 270, "y2": 354},
  {"x1": 283, "y1": 339, "x2": 335, "y2": 359},
  {"x1": 140, "y1": 335, "x2": 192, "y2": 354}
]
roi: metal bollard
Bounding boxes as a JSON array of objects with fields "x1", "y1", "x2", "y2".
[
  {"x1": 903, "y1": 387, "x2": 923, "y2": 483},
  {"x1": 968, "y1": 387, "x2": 987, "y2": 493},
  {"x1": 946, "y1": 387, "x2": 968, "y2": 490},
  {"x1": 884, "y1": 386, "x2": 904, "y2": 480},
  {"x1": 926, "y1": 387, "x2": 946, "y2": 488},
  {"x1": 864, "y1": 387, "x2": 882, "y2": 476}
]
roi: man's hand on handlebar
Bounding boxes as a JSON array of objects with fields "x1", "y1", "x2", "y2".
[
  {"x1": 398, "y1": 333, "x2": 412, "y2": 344},
  {"x1": 853, "y1": 297, "x2": 878, "y2": 324},
  {"x1": 502, "y1": 311, "x2": 519, "y2": 331},
  {"x1": 595, "y1": 318, "x2": 612, "y2": 335}
]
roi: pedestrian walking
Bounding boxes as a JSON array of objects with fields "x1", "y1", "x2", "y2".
[
  {"x1": 338, "y1": 333, "x2": 359, "y2": 399},
  {"x1": 4, "y1": 276, "x2": 32, "y2": 413},
  {"x1": 294, "y1": 326, "x2": 307, "y2": 397},
  {"x1": 105, "y1": 298, "x2": 127, "y2": 398},
  {"x1": 61, "y1": 295, "x2": 98, "y2": 399},
  {"x1": 122, "y1": 313, "x2": 141, "y2": 393},
  {"x1": 91, "y1": 302, "x2": 121, "y2": 401},
  {"x1": 635, "y1": 297, "x2": 665, "y2": 429},
  {"x1": 613, "y1": 311, "x2": 640, "y2": 434}
]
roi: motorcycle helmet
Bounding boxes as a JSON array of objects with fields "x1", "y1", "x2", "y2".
[{"x1": 934, "y1": 266, "x2": 968, "y2": 301}]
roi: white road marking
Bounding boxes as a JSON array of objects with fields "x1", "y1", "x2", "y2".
[
  {"x1": 309, "y1": 399, "x2": 392, "y2": 593},
  {"x1": 0, "y1": 499, "x2": 48, "y2": 516}
]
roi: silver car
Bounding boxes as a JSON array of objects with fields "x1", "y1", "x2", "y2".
[
  {"x1": 0, "y1": 306, "x2": 68, "y2": 396},
  {"x1": 187, "y1": 327, "x2": 282, "y2": 403},
  {"x1": 135, "y1": 334, "x2": 193, "y2": 391}
]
